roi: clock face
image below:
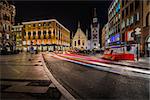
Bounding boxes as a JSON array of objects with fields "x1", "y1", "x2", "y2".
[
  {"x1": 93, "y1": 18, "x2": 98, "y2": 23},
  {"x1": 93, "y1": 34, "x2": 97, "y2": 39}
]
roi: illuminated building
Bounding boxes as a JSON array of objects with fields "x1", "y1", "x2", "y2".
[
  {"x1": 108, "y1": 0, "x2": 121, "y2": 52},
  {"x1": 121, "y1": 0, "x2": 143, "y2": 55},
  {"x1": 0, "y1": 0, "x2": 16, "y2": 54},
  {"x1": 90, "y1": 8, "x2": 100, "y2": 50},
  {"x1": 106, "y1": 0, "x2": 150, "y2": 56},
  {"x1": 22, "y1": 19, "x2": 70, "y2": 52},
  {"x1": 12, "y1": 23, "x2": 23, "y2": 51},
  {"x1": 72, "y1": 21, "x2": 88, "y2": 50},
  {"x1": 102, "y1": 23, "x2": 109, "y2": 49}
]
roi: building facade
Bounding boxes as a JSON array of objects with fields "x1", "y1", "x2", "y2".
[
  {"x1": 121, "y1": 0, "x2": 143, "y2": 55},
  {"x1": 108, "y1": 0, "x2": 121, "y2": 53},
  {"x1": 90, "y1": 8, "x2": 100, "y2": 50},
  {"x1": 12, "y1": 24, "x2": 23, "y2": 51},
  {"x1": 106, "y1": 0, "x2": 150, "y2": 56},
  {"x1": 142, "y1": 1, "x2": 150, "y2": 57},
  {"x1": 22, "y1": 19, "x2": 70, "y2": 52},
  {"x1": 72, "y1": 22, "x2": 88, "y2": 50},
  {"x1": 102, "y1": 23, "x2": 109, "y2": 49},
  {"x1": 102, "y1": 25, "x2": 106, "y2": 49},
  {"x1": 0, "y1": 0, "x2": 16, "y2": 54}
]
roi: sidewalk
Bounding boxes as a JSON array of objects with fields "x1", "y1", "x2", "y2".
[{"x1": 0, "y1": 53, "x2": 63, "y2": 100}]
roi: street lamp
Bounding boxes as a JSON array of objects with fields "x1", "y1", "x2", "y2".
[{"x1": 131, "y1": 27, "x2": 141, "y2": 61}]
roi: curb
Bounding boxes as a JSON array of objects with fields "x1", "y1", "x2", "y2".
[{"x1": 41, "y1": 54, "x2": 76, "y2": 100}]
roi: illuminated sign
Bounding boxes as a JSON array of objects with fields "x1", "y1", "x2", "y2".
[
  {"x1": 110, "y1": 33, "x2": 120, "y2": 43},
  {"x1": 126, "y1": 29, "x2": 134, "y2": 41}
]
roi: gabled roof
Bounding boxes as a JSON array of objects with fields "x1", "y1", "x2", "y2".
[{"x1": 73, "y1": 27, "x2": 87, "y2": 40}]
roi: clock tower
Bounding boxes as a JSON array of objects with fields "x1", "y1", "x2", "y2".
[{"x1": 90, "y1": 8, "x2": 100, "y2": 50}]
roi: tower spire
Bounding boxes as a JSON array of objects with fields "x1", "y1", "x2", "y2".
[
  {"x1": 78, "y1": 21, "x2": 80, "y2": 28},
  {"x1": 94, "y1": 8, "x2": 97, "y2": 17},
  {"x1": 86, "y1": 29, "x2": 88, "y2": 39}
]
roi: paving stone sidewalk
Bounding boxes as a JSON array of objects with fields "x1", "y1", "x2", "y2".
[{"x1": 0, "y1": 53, "x2": 64, "y2": 100}]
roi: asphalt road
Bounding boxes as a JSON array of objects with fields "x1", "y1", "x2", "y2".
[{"x1": 43, "y1": 53, "x2": 149, "y2": 100}]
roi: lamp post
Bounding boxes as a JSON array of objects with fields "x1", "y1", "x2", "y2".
[{"x1": 131, "y1": 27, "x2": 141, "y2": 61}]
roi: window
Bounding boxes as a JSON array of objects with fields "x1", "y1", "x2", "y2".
[
  {"x1": 43, "y1": 31, "x2": 46, "y2": 39},
  {"x1": 33, "y1": 24, "x2": 36, "y2": 27},
  {"x1": 137, "y1": 12, "x2": 140, "y2": 21},
  {"x1": 48, "y1": 30, "x2": 51, "y2": 39},
  {"x1": 74, "y1": 41, "x2": 76, "y2": 46},
  {"x1": 126, "y1": 7, "x2": 128, "y2": 16},
  {"x1": 130, "y1": 3, "x2": 133, "y2": 13},
  {"x1": 28, "y1": 32, "x2": 31, "y2": 39},
  {"x1": 126, "y1": 18, "x2": 129, "y2": 26},
  {"x1": 146, "y1": 13, "x2": 150, "y2": 27},
  {"x1": 82, "y1": 40, "x2": 84, "y2": 46},
  {"x1": 24, "y1": 32, "x2": 26, "y2": 39},
  {"x1": 58, "y1": 30, "x2": 61, "y2": 40},
  {"x1": 118, "y1": 24, "x2": 120, "y2": 32},
  {"x1": 125, "y1": 0, "x2": 128, "y2": 4},
  {"x1": 43, "y1": 23, "x2": 46, "y2": 27},
  {"x1": 33, "y1": 31, "x2": 36, "y2": 39},
  {"x1": 78, "y1": 40, "x2": 80, "y2": 45},
  {"x1": 135, "y1": 1, "x2": 140, "y2": 10},
  {"x1": 122, "y1": 10, "x2": 124, "y2": 19},
  {"x1": 147, "y1": 1, "x2": 150, "y2": 5},
  {"x1": 130, "y1": 16, "x2": 134, "y2": 25},
  {"x1": 53, "y1": 29, "x2": 55, "y2": 37},
  {"x1": 38, "y1": 31, "x2": 41, "y2": 39}
]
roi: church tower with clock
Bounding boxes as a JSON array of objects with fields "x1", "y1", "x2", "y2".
[{"x1": 90, "y1": 8, "x2": 100, "y2": 50}]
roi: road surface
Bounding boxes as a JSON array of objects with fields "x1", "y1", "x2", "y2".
[{"x1": 43, "y1": 53, "x2": 149, "y2": 100}]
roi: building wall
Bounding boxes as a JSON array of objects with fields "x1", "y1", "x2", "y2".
[
  {"x1": 102, "y1": 25, "x2": 106, "y2": 48},
  {"x1": 72, "y1": 28, "x2": 88, "y2": 50},
  {"x1": 22, "y1": 19, "x2": 70, "y2": 52},
  {"x1": 0, "y1": 0, "x2": 16, "y2": 53},
  {"x1": 12, "y1": 24, "x2": 23, "y2": 51},
  {"x1": 142, "y1": 1, "x2": 150, "y2": 56},
  {"x1": 121, "y1": 0, "x2": 144, "y2": 55},
  {"x1": 107, "y1": 0, "x2": 149, "y2": 56},
  {"x1": 108, "y1": 0, "x2": 121, "y2": 47}
]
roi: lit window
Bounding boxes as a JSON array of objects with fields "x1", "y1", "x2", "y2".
[
  {"x1": 82, "y1": 40, "x2": 84, "y2": 46},
  {"x1": 33, "y1": 31, "x2": 36, "y2": 39},
  {"x1": 126, "y1": 18, "x2": 129, "y2": 26},
  {"x1": 43, "y1": 31, "x2": 47, "y2": 39},
  {"x1": 137, "y1": 12, "x2": 140, "y2": 21}
]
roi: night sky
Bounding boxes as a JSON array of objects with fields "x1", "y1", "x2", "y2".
[{"x1": 12, "y1": 1, "x2": 111, "y2": 34}]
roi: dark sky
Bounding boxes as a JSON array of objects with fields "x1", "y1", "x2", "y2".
[{"x1": 13, "y1": 1, "x2": 111, "y2": 34}]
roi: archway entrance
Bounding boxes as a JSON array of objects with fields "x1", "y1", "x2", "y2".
[{"x1": 146, "y1": 36, "x2": 150, "y2": 57}]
